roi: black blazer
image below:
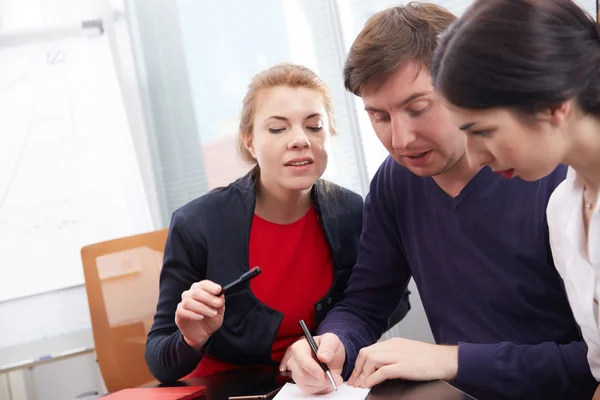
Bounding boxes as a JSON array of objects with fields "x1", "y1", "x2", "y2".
[{"x1": 146, "y1": 171, "x2": 366, "y2": 382}]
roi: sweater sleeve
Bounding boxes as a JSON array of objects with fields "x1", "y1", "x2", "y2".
[
  {"x1": 145, "y1": 211, "x2": 207, "y2": 382},
  {"x1": 456, "y1": 340, "x2": 597, "y2": 399},
  {"x1": 317, "y1": 161, "x2": 412, "y2": 377}
]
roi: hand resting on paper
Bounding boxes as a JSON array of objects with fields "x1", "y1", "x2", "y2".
[
  {"x1": 348, "y1": 338, "x2": 458, "y2": 388},
  {"x1": 284, "y1": 333, "x2": 345, "y2": 395},
  {"x1": 175, "y1": 279, "x2": 225, "y2": 350}
]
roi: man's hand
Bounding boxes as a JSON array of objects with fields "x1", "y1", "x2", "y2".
[
  {"x1": 348, "y1": 338, "x2": 458, "y2": 388},
  {"x1": 284, "y1": 333, "x2": 346, "y2": 394}
]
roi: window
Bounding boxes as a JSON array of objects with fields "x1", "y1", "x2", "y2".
[
  {"x1": 128, "y1": 0, "x2": 597, "y2": 225},
  {"x1": 127, "y1": 0, "x2": 370, "y2": 226}
]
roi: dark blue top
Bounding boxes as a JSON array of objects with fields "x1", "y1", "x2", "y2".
[{"x1": 318, "y1": 157, "x2": 597, "y2": 400}]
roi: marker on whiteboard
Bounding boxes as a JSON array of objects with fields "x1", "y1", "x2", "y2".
[{"x1": 39, "y1": 354, "x2": 52, "y2": 361}]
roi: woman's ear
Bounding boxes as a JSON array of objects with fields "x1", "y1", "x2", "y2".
[
  {"x1": 545, "y1": 101, "x2": 572, "y2": 127},
  {"x1": 244, "y1": 134, "x2": 256, "y2": 159}
]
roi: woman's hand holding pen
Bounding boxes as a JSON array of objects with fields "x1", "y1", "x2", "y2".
[{"x1": 176, "y1": 280, "x2": 225, "y2": 350}]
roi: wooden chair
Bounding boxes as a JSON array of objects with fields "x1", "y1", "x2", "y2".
[{"x1": 81, "y1": 229, "x2": 168, "y2": 393}]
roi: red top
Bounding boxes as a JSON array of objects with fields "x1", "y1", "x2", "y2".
[{"x1": 185, "y1": 206, "x2": 333, "y2": 377}]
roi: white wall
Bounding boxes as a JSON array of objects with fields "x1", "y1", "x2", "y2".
[
  {"x1": 0, "y1": 0, "x2": 94, "y2": 351},
  {"x1": 31, "y1": 353, "x2": 105, "y2": 400},
  {"x1": 381, "y1": 280, "x2": 434, "y2": 343},
  {"x1": 0, "y1": 287, "x2": 91, "y2": 349},
  {"x1": 0, "y1": 0, "x2": 159, "y2": 350},
  {"x1": 0, "y1": 0, "x2": 157, "y2": 398}
]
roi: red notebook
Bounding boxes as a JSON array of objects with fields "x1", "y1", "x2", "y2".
[{"x1": 102, "y1": 386, "x2": 206, "y2": 400}]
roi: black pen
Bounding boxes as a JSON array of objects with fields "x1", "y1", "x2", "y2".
[
  {"x1": 218, "y1": 267, "x2": 262, "y2": 296},
  {"x1": 298, "y1": 320, "x2": 338, "y2": 391}
]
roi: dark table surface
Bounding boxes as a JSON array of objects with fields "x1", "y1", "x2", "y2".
[{"x1": 146, "y1": 367, "x2": 477, "y2": 400}]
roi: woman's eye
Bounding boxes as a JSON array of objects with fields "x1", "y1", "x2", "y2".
[
  {"x1": 306, "y1": 126, "x2": 323, "y2": 132},
  {"x1": 471, "y1": 130, "x2": 490, "y2": 137},
  {"x1": 268, "y1": 128, "x2": 285, "y2": 133}
]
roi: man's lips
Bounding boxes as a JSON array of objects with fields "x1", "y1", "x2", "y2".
[{"x1": 401, "y1": 150, "x2": 431, "y2": 159}]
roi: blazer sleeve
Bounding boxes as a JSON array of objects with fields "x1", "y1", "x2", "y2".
[{"x1": 145, "y1": 211, "x2": 207, "y2": 382}]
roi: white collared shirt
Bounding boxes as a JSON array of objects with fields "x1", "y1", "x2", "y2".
[{"x1": 547, "y1": 167, "x2": 600, "y2": 379}]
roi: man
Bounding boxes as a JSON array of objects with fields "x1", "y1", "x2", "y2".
[{"x1": 283, "y1": 3, "x2": 597, "y2": 399}]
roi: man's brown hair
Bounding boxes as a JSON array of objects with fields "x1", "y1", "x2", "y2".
[{"x1": 344, "y1": 2, "x2": 456, "y2": 96}]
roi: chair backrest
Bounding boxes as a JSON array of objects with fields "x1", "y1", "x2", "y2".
[{"x1": 81, "y1": 229, "x2": 168, "y2": 393}]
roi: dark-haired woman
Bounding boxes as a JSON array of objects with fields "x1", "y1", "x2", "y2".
[{"x1": 431, "y1": 0, "x2": 600, "y2": 388}]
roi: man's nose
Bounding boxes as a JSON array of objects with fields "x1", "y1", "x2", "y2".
[{"x1": 391, "y1": 117, "x2": 416, "y2": 151}]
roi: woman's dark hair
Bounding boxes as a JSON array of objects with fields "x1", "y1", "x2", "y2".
[{"x1": 431, "y1": 0, "x2": 600, "y2": 117}]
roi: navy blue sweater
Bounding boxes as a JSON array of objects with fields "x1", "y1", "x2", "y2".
[{"x1": 318, "y1": 157, "x2": 597, "y2": 400}]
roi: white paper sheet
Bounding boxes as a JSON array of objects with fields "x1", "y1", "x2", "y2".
[{"x1": 274, "y1": 383, "x2": 370, "y2": 400}]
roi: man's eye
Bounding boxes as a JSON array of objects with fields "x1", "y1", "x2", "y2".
[
  {"x1": 373, "y1": 114, "x2": 390, "y2": 123},
  {"x1": 407, "y1": 102, "x2": 431, "y2": 117}
]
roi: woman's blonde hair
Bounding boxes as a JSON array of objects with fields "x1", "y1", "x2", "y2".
[{"x1": 237, "y1": 63, "x2": 336, "y2": 164}]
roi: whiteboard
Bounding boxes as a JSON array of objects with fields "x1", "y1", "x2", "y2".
[{"x1": 0, "y1": 34, "x2": 153, "y2": 302}]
